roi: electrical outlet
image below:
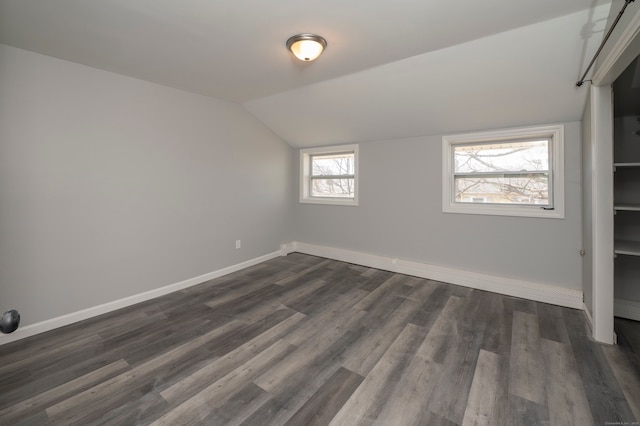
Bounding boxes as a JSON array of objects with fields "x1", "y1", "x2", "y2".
[{"x1": 235, "y1": 240, "x2": 241, "y2": 249}]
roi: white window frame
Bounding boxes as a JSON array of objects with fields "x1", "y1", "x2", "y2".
[
  {"x1": 300, "y1": 144, "x2": 359, "y2": 206},
  {"x1": 442, "y1": 124, "x2": 565, "y2": 219}
]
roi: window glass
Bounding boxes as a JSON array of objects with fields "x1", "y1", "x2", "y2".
[
  {"x1": 311, "y1": 153, "x2": 355, "y2": 176},
  {"x1": 453, "y1": 139, "x2": 550, "y2": 206},
  {"x1": 454, "y1": 140, "x2": 549, "y2": 173}
]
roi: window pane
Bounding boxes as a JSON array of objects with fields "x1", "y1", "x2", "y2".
[
  {"x1": 454, "y1": 174, "x2": 549, "y2": 205},
  {"x1": 454, "y1": 140, "x2": 549, "y2": 173},
  {"x1": 311, "y1": 153, "x2": 354, "y2": 176},
  {"x1": 311, "y1": 178, "x2": 355, "y2": 198}
]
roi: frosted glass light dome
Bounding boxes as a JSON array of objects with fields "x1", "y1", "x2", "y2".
[{"x1": 286, "y1": 34, "x2": 327, "y2": 62}]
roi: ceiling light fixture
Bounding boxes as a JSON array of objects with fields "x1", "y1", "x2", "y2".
[{"x1": 286, "y1": 34, "x2": 327, "y2": 62}]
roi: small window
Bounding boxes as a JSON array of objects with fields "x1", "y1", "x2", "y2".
[
  {"x1": 300, "y1": 145, "x2": 358, "y2": 206},
  {"x1": 442, "y1": 125, "x2": 564, "y2": 218}
]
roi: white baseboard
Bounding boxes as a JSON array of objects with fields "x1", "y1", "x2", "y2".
[
  {"x1": 0, "y1": 251, "x2": 282, "y2": 346},
  {"x1": 2, "y1": 243, "x2": 587, "y2": 346},
  {"x1": 582, "y1": 303, "x2": 596, "y2": 336},
  {"x1": 286, "y1": 241, "x2": 583, "y2": 310},
  {"x1": 614, "y1": 298, "x2": 640, "y2": 321}
]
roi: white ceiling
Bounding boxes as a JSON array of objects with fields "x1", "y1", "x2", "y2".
[{"x1": 0, "y1": 0, "x2": 613, "y2": 147}]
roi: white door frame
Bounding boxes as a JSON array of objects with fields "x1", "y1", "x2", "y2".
[{"x1": 588, "y1": 2, "x2": 640, "y2": 344}]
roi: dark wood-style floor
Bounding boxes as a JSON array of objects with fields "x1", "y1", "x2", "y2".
[{"x1": 0, "y1": 253, "x2": 638, "y2": 425}]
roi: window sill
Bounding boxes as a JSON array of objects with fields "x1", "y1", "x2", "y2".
[
  {"x1": 300, "y1": 197, "x2": 358, "y2": 206},
  {"x1": 443, "y1": 203, "x2": 564, "y2": 219}
]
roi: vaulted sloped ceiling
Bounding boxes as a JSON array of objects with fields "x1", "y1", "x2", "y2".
[{"x1": 0, "y1": 0, "x2": 613, "y2": 147}]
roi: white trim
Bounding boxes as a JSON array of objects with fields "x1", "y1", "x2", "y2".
[
  {"x1": 289, "y1": 241, "x2": 583, "y2": 309},
  {"x1": 586, "y1": 1, "x2": 640, "y2": 346},
  {"x1": 590, "y1": 85, "x2": 616, "y2": 345},
  {"x1": 299, "y1": 144, "x2": 359, "y2": 206},
  {"x1": 0, "y1": 251, "x2": 283, "y2": 346},
  {"x1": 583, "y1": 301, "x2": 615, "y2": 345},
  {"x1": 280, "y1": 241, "x2": 298, "y2": 255},
  {"x1": 592, "y1": 4, "x2": 640, "y2": 86},
  {"x1": 614, "y1": 298, "x2": 640, "y2": 321},
  {"x1": 583, "y1": 302, "x2": 594, "y2": 331},
  {"x1": 442, "y1": 124, "x2": 565, "y2": 219}
]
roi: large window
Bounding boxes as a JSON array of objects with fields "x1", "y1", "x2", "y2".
[
  {"x1": 442, "y1": 125, "x2": 564, "y2": 218},
  {"x1": 300, "y1": 144, "x2": 358, "y2": 206}
]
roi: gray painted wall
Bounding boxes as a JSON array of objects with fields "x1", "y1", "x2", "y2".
[
  {"x1": 292, "y1": 122, "x2": 584, "y2": 290},
  {"x1": 0, "y1": 44, "x2": 292, "y2": 327}
]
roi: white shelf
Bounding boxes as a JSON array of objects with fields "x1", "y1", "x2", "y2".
[
  {"x1": 614, "y1": 204, "x2": 640, "y2": 212},
  {"x1": 614, "y1": 240, "x2": 640, "y2": 256},
  {"x1": 614, "y1": 162, "x2": 640, "y2": 167},
  {"x1": 614, "y1": 162, "x2": 640, "y2": 170}
]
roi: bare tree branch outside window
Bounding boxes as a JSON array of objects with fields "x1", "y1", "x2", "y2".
[
  {"x1": 310, "y1": 153, "x2": 355, "y2": 198},
  {"x1": 453, "y1": 140, "x2": 550, "y2": 205}
]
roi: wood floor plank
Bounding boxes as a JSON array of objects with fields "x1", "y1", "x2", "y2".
[
  {"x1": 238, "y1": 398, "x2": 285, "y2": 426},
  {"x1": 478, "y1": 292, "x2": 513, "y2": 357},
  {"x1": 540, "y1": 338, "x2": 594, "y2": 426},
  {"x1": 329, "y1": 323, "x2": 426, "y2": 425},
  {"x1": 461, "y1": 349, "x2": 502, "y2": 426},
  {"x1": 206, "y1": 307, "x2": 298, "y2": 357},
  {"x1": 563, "y1": 309, "x2": 637, "y2": 424},
  {"x1": 240, "y1": 330, "x2": 363, "y2": 425},
  {"x1": 159, "y1": 311, "x2": 306, "y2": 405},
  {"x1": 273, "y1": 258, "x2": 333, "y2": 286},
  {"x1": 372, "y1": 345, "x2": 440, "y2": 425},
  {"x1": 603, "y1": 318, "x2": 640, "y2": 421},
  {"x1": 415, "y1": 295, "x2": 467, "y2": 361},
  {"x1": 424, "y1": 291, "x2": 491, "y2": 424},
  {"x1": 284, "y1": 367, "x2": 364, "y2": 426},
  {"x1": 90, "y1": 391, "x2": 169, "y2": 426},
  {"x1": 0, "y1": 305, "x2": 148, "y2": 362},
  {"x1": 151, "y1": 339, "x2": 296, "y2": 426},
  {"x1": 120, "y1": 308, "x2": 221, "y2": 366},
  {"x1": 275, "y1": 277, "x2": 329, "y2": 305},
  {"x1": 354, "y1": 274, "x2": 405, "y2": 311},
  {"x1": 507, "y1": 395, "x2": 549, "y2": 426},
  {"x1": 616, "y1": 316, "x2": 640, "y2": 355},
  {"x1": 95, "y1": 310, "x2": 169, "y2": 342},
  {"x1": 202, "y1": 382, "x2": 271, "y2": 426},
  {"x1": 341, "y1": 279, "x2": 435, "y2": 376},
  {"x1": 254, "y1": 307, "x2": 367, "y2": 393},
  {"x1": 285, "y1": 278, "x2": 355, "y2": 315},
  {"x1": 357, "y1": 269, "x2": 395, "y2": 292},
  {"x1": 13, "y1": 409, "x2": 52, "y2": 426},
  {"x1": 273, "y1": 259, "x2": 336, "y2": 287},
  {"x1": 45, "y1": 319, "x2": 245, "y2": 424},
  {"x1": 205, "y1": 276, "x2": 285, "y2": 310},
  {"x1": 207, "y1": 283, "x2": 287, "y2": 318},
  {"x1": 0, "y1": 352, "x2": 126, "y2": 412},
  {"x1": 409, "y1": 282, "x2": 454, "y2": 328},
  {"x1": 0, "y1": 359, "x2": 130, "y2": 424},
  {"x1": 282, "y1": 287, "x2": 367, "y2": 347},
  {"x1": 0, "y1": 332, "x2": 102, "y2": 380},
  {"x1": 508, "y1": 311, "x2": 545, "y2": 405},
  {"x1": 417, "y1": 410, "x2": 462, "y2": 426},
  {"x1": 321, "y1": 261, "x2": 373, "y2": 293},
  {"x1": 537, "y1": 302, "x2": 570, "y2": 344}
]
